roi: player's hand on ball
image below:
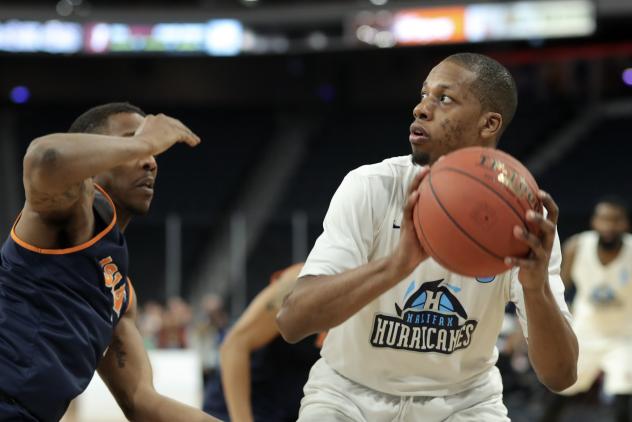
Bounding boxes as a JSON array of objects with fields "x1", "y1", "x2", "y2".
[
  {"x1": 505, "y1": 190, "x2": 559, "y2": 291},
  {"x1": 391, "y1": 166, "x2": 431, "y2": 276},
  {"x1": 134, "y1": 113, "x2": 201, "y2": 156}
]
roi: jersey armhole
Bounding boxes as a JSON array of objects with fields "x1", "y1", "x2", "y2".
[{"x1": 125, "y1": 277, "x2": 136, "y2": 314}]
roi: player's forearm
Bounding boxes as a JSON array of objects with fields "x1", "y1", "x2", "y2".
[
  {"x1": 132, "y1": 387, "x2": 220, "y2": 422},
  {"x1": 524, "y1": 282, "x2": 578, "y2": 392},
  {"x1": 220, "y1": 339, "x2": 254, "y2": 422},
  {"x1": 277, "y1": 256, "x2": 408, "y2": 343},
  {"x1": 25, "y1": 133, "x2": 153, "y2": 192}
]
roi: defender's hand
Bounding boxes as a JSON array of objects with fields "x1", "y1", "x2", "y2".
[
  {"x1": 134, "y1": 114, "x2": 201, "y2": 156},
  {"x1": 390, "y1": 166, "x2": 430, "y2": 277}
]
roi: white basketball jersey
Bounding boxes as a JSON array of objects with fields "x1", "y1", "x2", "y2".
[
  {"x1": 300, "y1": 156, "x2": 570, "y2": 397},
  {"x1": 571, "y1": 231, "x2": 632, "y2": 337}
]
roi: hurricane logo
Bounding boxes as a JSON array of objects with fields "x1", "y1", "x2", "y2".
[{"x1": 395, "y1": 279, "x2": 468, "y2": 320}]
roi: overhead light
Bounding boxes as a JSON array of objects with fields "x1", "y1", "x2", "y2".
[
  {"x1": 307, "y1": 31, "x2": 328, "y2": 50},
  {"x1": 370, "y1": 0, "x2": 389, "y2": 5},
  {"x1": 56, "y1": 0, "x2": 73, "y2": 16}
]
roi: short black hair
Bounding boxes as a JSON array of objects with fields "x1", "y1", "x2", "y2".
[
  {"x1": 595, "y1": 195, "x2": 630, "y2": 218},
  {"x1": 68, "y1": 102, "x2": 145, "y2": 134},
  {"x1": 444, "y1": 53, "x2": 518, "y2": 137}
]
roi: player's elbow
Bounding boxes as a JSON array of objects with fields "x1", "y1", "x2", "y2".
[
  {"x1": 542, "y1": 364, "x2": 577, "y2": 393},
  {"x1": 24, "y1": 138, "x2": 63, "y2": 187},
  {"x1": 219, "y1": 331, "x2": 246, "y2": 359},
  {"x1": 276, "y1": 297, "x2": 308, "y2": 344}
]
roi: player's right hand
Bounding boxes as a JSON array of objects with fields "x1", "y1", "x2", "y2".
[
  {"x1": 390, "y1": 166, "x2": 430, "y2": 277},
  {"x1": 134, "y1": 114, "x2": 201, "y2": 156}
]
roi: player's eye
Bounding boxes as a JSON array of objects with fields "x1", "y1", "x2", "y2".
[{"x1": 440, "y1": 95, "x2": 453, "y2": 104}]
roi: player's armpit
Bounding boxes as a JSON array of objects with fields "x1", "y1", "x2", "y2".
[
  {"x1": 98, "y1": 300, "x2": 219, "y2": 422},
  {"x1": 25, "y1": 181, "x2": 86, "y2": 217}
]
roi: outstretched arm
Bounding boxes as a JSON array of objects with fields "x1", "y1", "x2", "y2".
[
  {"x1": 23, "y1": 114, "x2": 200, "y2": 218},
  {"x1": 98, "y1": 296, "x2": 219, "y2": 422},
  {"x1": 277, "y1": 168, "x2": 429, "y2": 343},
  {"x1": 220, "y1": 263, "x2": 303, "y2": 422}
]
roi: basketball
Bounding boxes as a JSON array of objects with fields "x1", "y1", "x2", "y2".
[{"x1": 413, "y1": 146, "x2": 543, "y2": 277}]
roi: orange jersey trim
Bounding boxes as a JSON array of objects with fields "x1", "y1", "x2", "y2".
[
  {"x1": 10, "y1": 184, "x2": 118, "y2": 255},
  {"x1": 126, "y1": 277, "x2": 136, "y2": 311}
]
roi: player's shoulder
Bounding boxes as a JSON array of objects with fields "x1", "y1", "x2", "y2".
[
  {"x1": 342, "y1": 156, "x2": 414, "y2": 202},
  {"x1": 347, "y1": 155, "x2": 414, "y2": 183},
  {"x1": 575, "y1": 231, "x2": 597, "y2": 243},
  {"x1": 565, "y1": 231, "x2": 595, "y2": 253}
]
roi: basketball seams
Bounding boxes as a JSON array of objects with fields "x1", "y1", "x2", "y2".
[
  {"x1": 414, "y1": 182, "x2": 453, "y2": 270},
  {"x1": 433, "y1": 166, "x2": 529, "y2": 226},
  {"x1": 427, "y1": 171, "x2": 508, "y2": 263}
]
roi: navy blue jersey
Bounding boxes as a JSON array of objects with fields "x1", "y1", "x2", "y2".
[
  {"x1": 0, "y1": 184, "x2": 134, "y2": 422},
  {"x1": 203, "y1": 333, "x2": 322, "y2": 422}
]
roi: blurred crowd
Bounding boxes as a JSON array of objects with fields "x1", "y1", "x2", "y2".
[{"x1": 137, "y1": 294, "x2": 229, "y2": 383}]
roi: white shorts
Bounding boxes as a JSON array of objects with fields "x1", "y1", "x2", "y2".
[
  {"x1": 562, "y1": 334, "x2": 632, "y2": 395},
  {"x1": 298, "y1": 359, "x2": 509, "y2": 422}
]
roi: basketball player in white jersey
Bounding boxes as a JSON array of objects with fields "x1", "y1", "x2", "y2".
[
  {"x1": 541, "y1": 196, "x2": 632, "y2": 422},
  {"x1": 276, "y1": 53, "x2": 578, "y2": 421}
]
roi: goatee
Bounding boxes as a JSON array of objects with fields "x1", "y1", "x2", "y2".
[
  {"x1": 412, "y1": 151, "x2": 430, "y2": 166},
  {"x1": 598, "y1": 236, "x2": 622, "y2": 251}
]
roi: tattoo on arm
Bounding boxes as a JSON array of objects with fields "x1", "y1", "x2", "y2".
[{"x1": 111, "y1": 337, "x2": 127, "y2": 369}]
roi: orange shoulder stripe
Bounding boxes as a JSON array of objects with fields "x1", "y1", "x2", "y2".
[{"x1": 126, "y1": 277, "x2": 136, "y2": 311}]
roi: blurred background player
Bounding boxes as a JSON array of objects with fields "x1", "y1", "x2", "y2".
[
  {"x1": 541, "y1": 196, "x2": 632, "y2": 422},
  {"x1": 204, "y1": 263, "x2": 324, "y2": 421}
]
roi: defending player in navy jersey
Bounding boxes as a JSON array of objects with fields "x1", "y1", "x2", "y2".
[{"x1": 0, "y1": 103, "x2": 219, "y2": 421}]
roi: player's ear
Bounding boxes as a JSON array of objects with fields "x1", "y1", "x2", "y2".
[{"x1": 479, "y1": 112, "x2": 502, "y2": 146}]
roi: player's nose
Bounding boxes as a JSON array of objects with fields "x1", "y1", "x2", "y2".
[
  {"x1": 413, "y1": 99, "x2": 433, "y2": 121},
  {"x1": 140, "y1": 155, "x2": 157, "y2": 172}
]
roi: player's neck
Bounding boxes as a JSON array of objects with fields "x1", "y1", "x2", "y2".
[
  {"x1": 115, "y1": 207, "x2": 132, "y2": 233},
  {"x1": 597, "y1": 244, "x2": 622, "y2": 266}
]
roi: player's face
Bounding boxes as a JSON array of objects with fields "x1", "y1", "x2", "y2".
[
  {"x1": 95, "y1": 112, "x2": 158, "y2": 216},
  {"x1": 591, "y1": 203, "x2": 629, "y2": 250},
  {"x1": 410, "y1": 60, "x2": 489, "y2": 166}
]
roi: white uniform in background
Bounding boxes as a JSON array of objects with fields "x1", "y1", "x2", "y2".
[
  {"x1": 562, "y1": 231, "x2": 632, "y2": 396},
  {"x1": 298, "y1": 156, "x2": 571, "y2": 421}
]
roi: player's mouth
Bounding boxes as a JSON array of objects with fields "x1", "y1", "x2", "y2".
[
  {"x1": 409, "y1": 123, "x2": 430, "y2": 145},
  {"x1": 135, "y1": 176, "x2": 155, "y2": 195}
]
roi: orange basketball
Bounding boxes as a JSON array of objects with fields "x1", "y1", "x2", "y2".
[{"x1": 413, "y1": 146, "x2": 543, "y2": 277}]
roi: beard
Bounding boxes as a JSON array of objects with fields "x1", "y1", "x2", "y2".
[
  {"x1": 598, "y1": 236, "x2": 623, "y2": 251},
  {"x1": 411, "y1": 151, "x2": 431, "y2": 166}
]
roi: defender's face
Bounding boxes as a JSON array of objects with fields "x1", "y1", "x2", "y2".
[
  {"x1": 95, "y1": 112, "x2": 158, "y2": 216},
  {"x1": 409, "y1": 60, "x2": 487, "y2": 166},
  {"x1": 592, "y1": 203, "x2": 629, "y2": 248}
]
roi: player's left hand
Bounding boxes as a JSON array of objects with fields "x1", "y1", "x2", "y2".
[{"x1": 505, "y1": 190, "x2": 559, "y2": 292}]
